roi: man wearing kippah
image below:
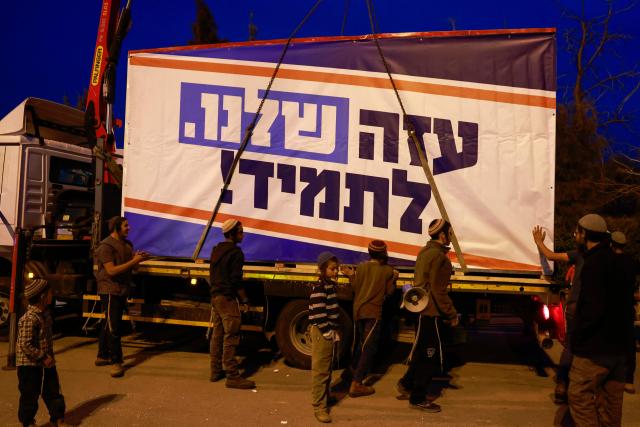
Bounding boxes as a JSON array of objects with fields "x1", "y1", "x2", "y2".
[
  {"x1": 94, "y1": 216, "x2": 149, "y2": 378},
  {"x1": 568, "y1": 215, "x2": 635, "y2": 426},
  {"x1": 532, "y1": 221, "x2": 587, "y2": 404},
  {"x1": 209, "y1": 218, "x2": 256, "y2": 389},
  {"x1": 396, "y1": 218, "x2": 458, "y2": 413},
  {"x1": 341, "y1": 240, "x2": 398, "y2": 397},
  {"x1": 610, "y1": 231, "x2": 640, "y2": 394}
]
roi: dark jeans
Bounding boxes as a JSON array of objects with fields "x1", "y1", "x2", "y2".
[
  {"x1": 557, "y1": 313, "x2": 575, "y2": 383},
  {"x1": 98, "y1": 294, "x2": 126, "y2": 363},
  {"x1": 399, "y1": 315, "x2": 443, "y2": 404},
  {"x1": 17, "y1": 366, "x2": 65, "y2": 426},
  {"x1": 210, "y1": 294, "x2": 241, "y2": 377},
  {"x1": 626, "y1": 313, "x2": 636, "y2": 384},
  {"x1": 627, "y1": 341, "x2": 637, "y2": 384},
  {"x1": 351, "y1": 318, "x2": 382, "y2": 383}
]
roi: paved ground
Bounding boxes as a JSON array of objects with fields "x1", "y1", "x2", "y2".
[{"x1": 0, "y1": 323, "x2": 639, "y2": 427}]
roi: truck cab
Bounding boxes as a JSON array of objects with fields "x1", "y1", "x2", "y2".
[{"x1": 0, "y1": 98, "x2": 95, "y2": 326}]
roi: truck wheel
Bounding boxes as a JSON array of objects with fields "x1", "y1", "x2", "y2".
[{"x1": 275, "y1": 299, "x2": 353, "y2": 370}]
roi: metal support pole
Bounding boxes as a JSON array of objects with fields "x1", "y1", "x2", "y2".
[
  {"x1": 190, "y1": 0, "x2": 325, "y2": 261},
  {"x1": 406, "y1": 125, "x2": 467, "y2": 272},
  {"x1": 93, "y1": 136, "x2": 106, "y2": 249},
  {"x1": 362, "y1": 0, "x2": 467, "y2": 271},
  {"x1": 4, "y1": 228, "x2": 24, "y2": 369},
  {"x1": 5, "y1": 314, "x2": 17, "y2": 370},
  {"x1": 191, "y1": 126, "x2": 253, "y2": 260}
]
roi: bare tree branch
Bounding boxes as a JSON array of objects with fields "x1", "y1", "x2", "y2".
[{"x1": 616, "y1": 78, "x2": 640, "y2": 115}]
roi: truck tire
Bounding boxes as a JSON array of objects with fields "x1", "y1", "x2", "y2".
[{"x1": 275, "y1": 299, "x2": 352, "y2": 370}]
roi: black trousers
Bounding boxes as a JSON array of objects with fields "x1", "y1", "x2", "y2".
[
  {"x1": 17, "y1": 366, "x2": 65, "y2": 426},
  {"x1": 557, "y1": 313, "x2": 574, "y2": 383},
  {"x1": 626, "y1": 321, "x2": 636, "y2": 384},
  {"x1": 351, "y1": 318, "x2": 382, "y2": 383},
  {"x1": 399, "y1": 315, "x2": 443, "y2": 404},
  {"x1": 98, "y1": 294, "x2": 126, "y2": 363}
]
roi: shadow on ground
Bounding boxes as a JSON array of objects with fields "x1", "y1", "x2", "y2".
[
  {"x1": 41, "y1": 393, "x2": 124, "y2": 426},
  {"x1": 347, "y1": 320, "x2": 558, "y2": 402},
  {"x1": 43, "y1": 317, "x2": 556, "y2": 386},
  {"x1": 54, "y1": 339, "x2": 98, "y2": 356}
]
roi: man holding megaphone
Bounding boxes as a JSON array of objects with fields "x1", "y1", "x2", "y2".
[{"x1": 397, "y1": 218, "x2": 459, "y2": 413}]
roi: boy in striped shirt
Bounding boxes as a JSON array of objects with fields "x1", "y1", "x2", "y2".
[{"x1": 310, "y1": 251, "x2": 341, "y2": 423}]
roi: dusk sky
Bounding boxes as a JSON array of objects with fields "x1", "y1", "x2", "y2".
[{"x1": 1, "y1": 1, "x2": 639, "y2": 147}]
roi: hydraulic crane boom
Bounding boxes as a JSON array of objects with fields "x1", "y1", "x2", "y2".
[
  {"x1": 85, "y1": 0, "x2": 132, "y2": 186},
  {"x1": 86, "y1": 0, "x2": 132, "y2": 249}
]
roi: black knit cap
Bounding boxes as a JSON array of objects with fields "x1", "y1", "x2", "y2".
[
  {"x1": 368, "y1": 240, "x2": 387, "y2": 253},
  {"x1": 24, "y1": 278, "x2": 49, "y2": 299},
  {"x1": 317, "y1": 251, "x2": 337, "y2": 267}
]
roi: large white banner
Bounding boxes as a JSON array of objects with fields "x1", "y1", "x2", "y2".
[{"x1": 122, "y1": 32, "x2": 556, "y2": 272}]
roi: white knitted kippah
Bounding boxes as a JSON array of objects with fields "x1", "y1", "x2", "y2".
[
  {"x1": 578, "y1": 214, "x2": 607, "y2": 233},
  {"x1": 221, "y1": 219, "x2": 239, "y2": 234},
  {"x1": 428, "y1": 218, "x2": 447, "y2": 236},
  {"x1": 611, "y1": 231, "x2": 627, "y2": 245}
]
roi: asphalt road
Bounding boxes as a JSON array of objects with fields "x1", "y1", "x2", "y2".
[{"x1": 1, "y1": 322, "x2": 639, "y2": 427}]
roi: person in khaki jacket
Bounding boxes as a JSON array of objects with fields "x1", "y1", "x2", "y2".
[{"x1": 396, "y1": 218, "x2": 458, "y2": 413}]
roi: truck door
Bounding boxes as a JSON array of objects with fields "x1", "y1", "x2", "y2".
[
  {"x1": 21, "y1": 147, "x2": 46, "y2": 230},
  {"x1": 21, "y1": 147, "x2": 93, "y2": 297},
  {"x1": 21, "y1": 147, "x2": 93, "y2": 236},
  {"x1": 0, "y1": 145, "x2": 20, "y2": 254}
]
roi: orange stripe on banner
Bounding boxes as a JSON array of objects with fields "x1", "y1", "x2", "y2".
[
  {"x1": 129, "y1": 56, "x2": 555, "y2": 109},
  {"x1": 124, "y1": 197, "x2": 541, "y2": 271}
]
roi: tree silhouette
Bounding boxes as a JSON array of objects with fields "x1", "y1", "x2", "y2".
[
  {"x1": 248, "y1": 11, "x2": 258, "y2": 41},
  {"x1": 62, "y1": 88, "x2": 88, "y2": 110},
  {"x1": 189, "y1": 0, "x2": 227, "y2": 45},
  {"x1": 554, "y1": 0, "x2": 640, "y2": 258}
]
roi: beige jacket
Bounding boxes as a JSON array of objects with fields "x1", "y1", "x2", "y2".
[{"x1": 413, "y1": 240, "x2": 457, "y2": 319}]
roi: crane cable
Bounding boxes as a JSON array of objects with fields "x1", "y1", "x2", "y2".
[
  {"x1": 192, "y1": 0, "x2": 325, "y2": 260},
  {"x1": 363, "y1": 0, "x2": 467, "y2": 271},
  {"x1": 340, "y1": 0, "x2": 350, "y2": 35}
]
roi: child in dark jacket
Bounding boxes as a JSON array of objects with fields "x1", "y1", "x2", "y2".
[
  {"x1": 309, "y1": 251, "x2": 341, "y2": 423},
  {"x1": 16, "y1": 279, "x2": 66, "y2": 427},
  {"x1": 341, "y1": 240, "x2": 398, "y2": 397}
]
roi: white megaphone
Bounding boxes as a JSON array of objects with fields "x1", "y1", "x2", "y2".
[{"x1": 400, "y1": 284, "x2": 429, "y2": 313}]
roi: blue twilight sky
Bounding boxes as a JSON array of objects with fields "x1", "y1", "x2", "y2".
[{"x1": 1, "y1": 1, "x2": 639, "y2": 148}]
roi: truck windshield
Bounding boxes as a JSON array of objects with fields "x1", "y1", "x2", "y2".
[{"x1": 49, "y1": 156, "x2": 93, "y2": 188}]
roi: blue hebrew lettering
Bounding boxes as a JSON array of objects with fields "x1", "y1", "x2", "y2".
[
  {"x1": 403, "y1": 115, "x2": 431, "y2": 167},
  {"x1": 239, "y1": 159, "x2": 274, "y2": 209},
  {"x1": 277, "y1": 164, "x2": 296, "y2": 194},
  {"x1": 179, "y1": 83, "x2": 252, "y2": 148},
  {"x1": 358, "y1": 109, "x2": 399, "y2": 163},
  {"x1": 257, "y1": 90, "x2": 349, "y2": 163},
  {"x1": 344, "y1": 174, "x2": 389, "y2": 228},
  {"x1": 220, "y1": 150, "x2": 235, "y2": 204},
  {"x1": 392, "y1": 169, "x2": 431, "y2": 234},
  {"x1": 300, "y1": 168, "x2": 340, "y2": 220},
  {"x1": 178, "y1": 83, "x2": 349, "y2": 164},
  {"x1": 432, "y1": 119, "x2": 479, "y2": 175}
]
